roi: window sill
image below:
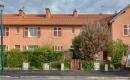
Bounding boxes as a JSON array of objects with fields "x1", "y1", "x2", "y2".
[
  {"x1": 24, "y1": 36, "x2": 40, "y2": 38},
  {"x1": 53, "y1": 36, "x2": 62, "y2": 39}
]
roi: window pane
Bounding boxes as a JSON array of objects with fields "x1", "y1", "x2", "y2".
[
  {"x1": 54, "y1": 30, "x2": 57, "y2": 36},
  {"x1": 123, "y1": 25, "x2": 129, "y2": 36},
  {"x1": 28, "y1": 27, "x2": 38, "y2": 37},
  {"x1": 58, "y1": 30, "x2": 61, "y2": 37},
  {"x1": 124, "y1": 29, "x2": 128, "y2": 35},
  {"x1": 27, "y1": 45, "x2": 38, "y2": 50},
  {"x1": 15, "y1": 45, "x2": 20, "y2": 49},
  {"x1": 54, "y1": 27, "x2": 57, "y2": 30}
]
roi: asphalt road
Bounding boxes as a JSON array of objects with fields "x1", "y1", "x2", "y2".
[{"x1": 0, "y1": 70, "x2": 130, "y2": 77}]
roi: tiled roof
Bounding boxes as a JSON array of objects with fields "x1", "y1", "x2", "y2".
[{"x1": 3, "y1": 14, "x2": 113, "y2": 26}]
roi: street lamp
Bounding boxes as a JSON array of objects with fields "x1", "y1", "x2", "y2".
[{"x1": 0, "y1": 4, "x2": 4, "y2": 72}]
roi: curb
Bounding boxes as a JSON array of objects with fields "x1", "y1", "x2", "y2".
[{"x1": 0, "y1": 76, "x2": 130, "y2": 79}]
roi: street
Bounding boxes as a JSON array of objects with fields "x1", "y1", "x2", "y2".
[{"x1": 0, "y1": 70, "x2": 130, "y2": 80}]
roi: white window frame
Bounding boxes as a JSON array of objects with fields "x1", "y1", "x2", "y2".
[
  {"x1": 123, "y1": 24, "x2": 129, "y2": 36},
  {"x1": 53, "y1": 27, "x2": 62, "y2": 37},
  {"x1": 27, "y1": 45, "x2": 38, "y2": 50},
  {"x1": 28, "y1": 27, "x2": 38, "y2": 37},
  {"x1": 53, "y1": 45, "x2": 63, "y2": 51}
]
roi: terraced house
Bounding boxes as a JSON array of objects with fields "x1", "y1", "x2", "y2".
[
  {"x1": 2, "y1": 8, "x2": 112, "y2": 51},
  {"x1": 2, "y1": 5, "x2": 130, "y2": 55}
]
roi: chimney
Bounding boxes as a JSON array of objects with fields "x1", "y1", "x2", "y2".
[
  {"x1": 45, "y1": 8, "x2": 51, "y2": 18},
  {"x1": 73, "y1": 9, "x2": 78, "y2": 16},
  {"x1": 18, "y1": 9, "x2": 25, "y2": 16}
]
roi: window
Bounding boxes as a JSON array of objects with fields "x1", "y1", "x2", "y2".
[
  {"x1": 28, "y1": 27, "x2": 38, "y2": 37},
  {"x1": 15, "y1": 45, "x2": 20, "y2": 49},
  {"x1": 53, "y1": 27, "x2": 62, "y2": 37},
  {"x1": 0, "y1": 27, "x2": 9, "y2": 37},
  {"x1": 27, "y1": 45, "x2": 38, "y2": 50},
  {"x1": 24, "y1": 27, "x2": 40, "y2": 37},
  {"x1": 123, "y1": 25, "x2": 129, "y2": 36},
  {"x1": 53, "y1": 46, "x2": 63, "y2": 51}
]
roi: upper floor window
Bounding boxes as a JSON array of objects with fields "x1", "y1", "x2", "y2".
[
  {"x1": 0, "y1": 27, "x2": 9, "y2": 37},
  {"x1": 53, "y1": 27, "x2": 62, "y2": 37},
  {"x1": 123, "y1": 25, "x2": 129, "y2": 36},
  {"x1": 24, "y1": 27, "x2": 40, "y2": 37}
]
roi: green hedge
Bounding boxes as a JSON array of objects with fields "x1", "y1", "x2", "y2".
[{"x1": 4, "y1": 47, "x2": 65, "y2": 69}]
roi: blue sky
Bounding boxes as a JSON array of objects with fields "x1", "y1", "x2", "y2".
[{"x1": 0, "y1": 0, "x2": 130, "y2": 14}]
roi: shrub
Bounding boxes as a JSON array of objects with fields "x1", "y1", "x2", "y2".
[
  {"x1": 82, "y1": 61, "x2": 94, "y2": 71},
  {"x1": 51, "y1": 62, "x2": 61, "y2": 70},
  {"x1": 29, "y1": 46, "x2": 64, "y2": 69},
  {"x1": 107, "y1": 40, "x2": 128, "y2": 69},
  {"x1": 5, "y1": 49, "x2": 23, "y2": 68}
]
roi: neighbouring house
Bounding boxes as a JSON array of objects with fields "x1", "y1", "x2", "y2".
[{"x1": 110, "y1": 4, "x2": 130, "y2": 50}]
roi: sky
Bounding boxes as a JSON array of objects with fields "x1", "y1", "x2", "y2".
[{"x1": 0, "y1": 0, "x2": 130, "y2": 14}]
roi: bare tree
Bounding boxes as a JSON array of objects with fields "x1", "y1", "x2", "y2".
[{"x1": 73, "y1": 22, "x2": 111, "y2": 61}]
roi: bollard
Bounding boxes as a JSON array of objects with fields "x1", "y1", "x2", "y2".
[
  {"x1": 22, "y1": 62, "x2": 29, "y2": 70},
  {"x1": 105, "y1": 64, "x2": 108, "y2": 71},
  {"x1": 61, "y1": 63, "x2": 64, "y2": 71}
]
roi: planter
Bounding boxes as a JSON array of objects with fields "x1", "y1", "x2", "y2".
[
  {"x1": 105, "y1": 64, "x2": 108, "y2": 71},
  {"x1": 94, "y1": 62, "x2": 100, "y2": 71},
  {"x1": 61, "y1": 63, "x2": 64, "y2": 71},
  {"x1": 22, "y1": 62, "x2": 29, "y2": 70},
  {"x1": 43, "y1": 63, "x2": 50, "y2": 70}
]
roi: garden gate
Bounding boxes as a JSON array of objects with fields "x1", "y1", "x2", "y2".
[{"x1": 71, "y1": 59, "x2": 80, "y2": 70}]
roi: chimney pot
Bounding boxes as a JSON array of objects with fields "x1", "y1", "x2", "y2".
[
  {"x1": 73, "y1": 9, "x2": 78, "y2": 16},
  {"x1": 18, "y1": 9, "x2": 25, "y2": 16},
  {"x1": 45, "y1": 8, "x2": 51, "y2": 18}
]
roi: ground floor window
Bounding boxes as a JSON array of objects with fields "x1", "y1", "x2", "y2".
[
  {"x1": 27, "y1": 45, "x2": 38, "y2": 50},
  {"x1": 15, "y1": 45, "x2": 20, "y2": 49},
  {"x1": 53, "y1": 45, "x2": 63, "y2": 51}
]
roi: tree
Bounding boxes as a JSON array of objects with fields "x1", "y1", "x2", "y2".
[
  {"x1": 72, "y1": 22, "x2": 111, "y2": 61},
  {"x1": 107, "y1": 40, "x2": 128, "y2": 68},
  {"x1": 72, "y1": 35, "x2": 81, "y2": 59}
]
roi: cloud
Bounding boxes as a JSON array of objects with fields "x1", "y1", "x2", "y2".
[{"x1": 0, "y1": 0, "x2": 130, "y2": 14}]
